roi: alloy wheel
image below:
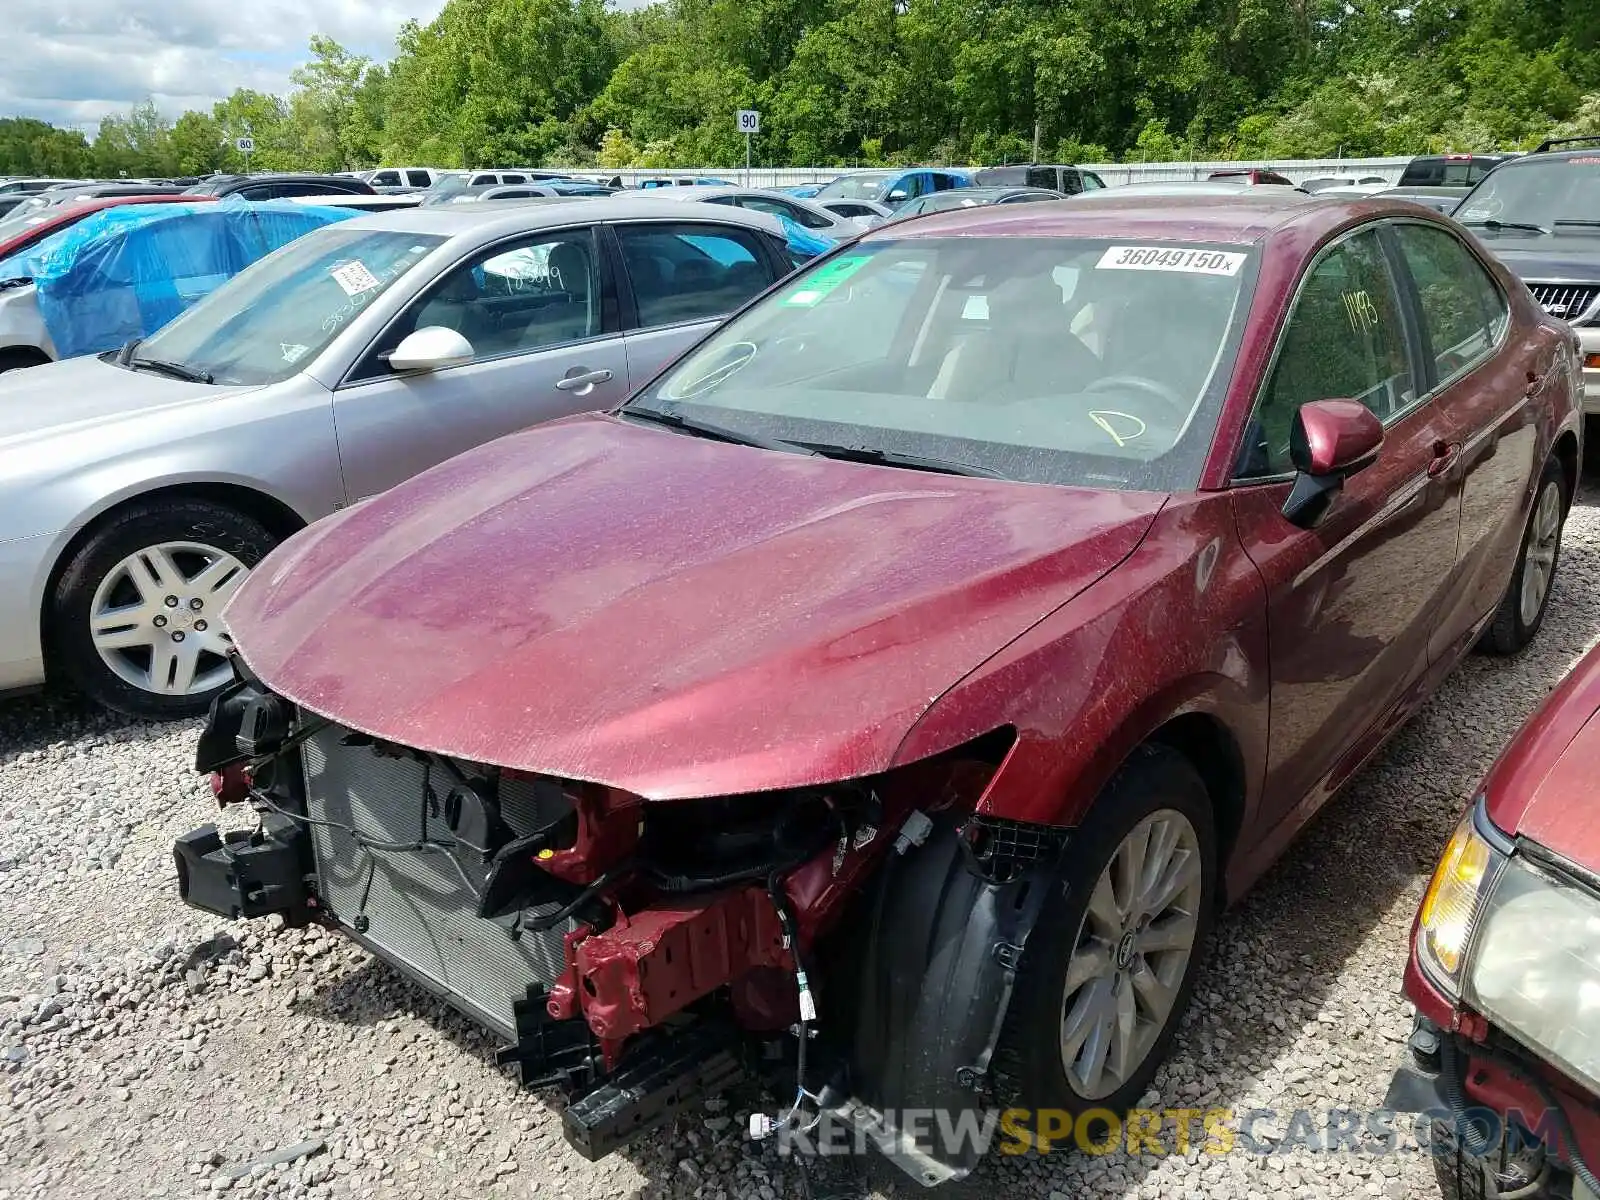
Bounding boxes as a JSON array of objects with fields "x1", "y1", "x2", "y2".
[
  {"x1": 1059, "y1": 809, "x2": 1204, "y2": 1100},
  {"x1": 1518, "y1": 480, "x2": 1562, "y2": 627},
  {"x1": 88, "y1": 541, "x2": 249, "y2": 697}
]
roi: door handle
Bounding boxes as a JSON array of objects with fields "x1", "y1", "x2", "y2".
[
  {"x1": 1427, "y1": 439, "x2": 1461, "y2": 477},
  {"x1": 555, "y1": 368, "x2": 613, "y2": 392}
]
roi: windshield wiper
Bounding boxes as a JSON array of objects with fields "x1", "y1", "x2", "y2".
[
  {"x1": 799, "y1": 442, "x2": 1003, "y2": 478},
  {"x1": 617, "y1": 404, "x2": 812, "y2": 456},
  {"x1": 1554, "y1": 220, "x2": 1600, "y2": 228},
  {"x1": 1467, "y1": 218, "x2": 1550, "y2": 235},
  {"x1": 127, "y1": 354, "x2": 214, "y2": 384}
]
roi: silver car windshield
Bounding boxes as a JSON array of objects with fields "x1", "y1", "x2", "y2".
[
  {"x1": 631, "y1": 236, "x2": 1257, "y2": 490},
  {"x1": 133, "y1": 227, "x2": 444, "y2": 387},
  {"x1": 815, "y1": 173, "x2": 896, "y2": 201}
]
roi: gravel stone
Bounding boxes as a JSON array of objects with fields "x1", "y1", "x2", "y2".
[{"x1": 5, "y1": 476, "x2": 1600, "y2": 1199}]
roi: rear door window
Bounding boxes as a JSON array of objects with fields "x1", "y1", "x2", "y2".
[
  {"x1": 1392, "y1": 223, "x2": 1508, "y2": 386},
  {"x1": 405, "y1": 170, "x2": 432, "y2": 188},
  {"x1": 502, "y1": 174, "x2": 527, "y2": 185},
  {"x1": 1026, "y1": 167, "x2": 1060, "y2": 190},
  {"x1": 614, "y1": 223, "x2": 775, "y2": 328}
]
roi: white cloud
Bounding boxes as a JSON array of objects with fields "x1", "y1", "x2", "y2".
[{"x1": 2, "y1": 0, "x2": 449, "y2": 128}]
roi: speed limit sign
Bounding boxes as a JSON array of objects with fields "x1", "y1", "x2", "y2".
[
  {"x1": 235, "y1": 136, "x2": 256, "y2": 153},
  {"x1": 736, "y1": 110, "x2": 761, "y2": 134}
]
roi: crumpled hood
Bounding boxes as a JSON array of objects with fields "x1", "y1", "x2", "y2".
[
  {"x1": 227, "y1": 414, "x2": 1166, "y2": 799},
  {"x1": 0, "y1": 353, "x2": 257, "y2": 447}
]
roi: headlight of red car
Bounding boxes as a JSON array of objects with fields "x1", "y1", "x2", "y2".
[
  {"x1": 1415, "y1": 803, "x2": 1506, "y2": 993},
  {"x1": 1464, "y1": 852, "x2": 1600, "y2": 1095}
]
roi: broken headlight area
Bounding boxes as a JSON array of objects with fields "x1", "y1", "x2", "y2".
[{"x1": 175, "y1": 685, "x2": 1036, "y2": 1183}]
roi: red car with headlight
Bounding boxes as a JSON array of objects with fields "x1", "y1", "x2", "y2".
[
  {"x1": 175, "y1": 194, "x2": 1579, "y2": 1186},
  {"x1": 1396, "y1": 644, "x2": 1600, "y2": 1200}
]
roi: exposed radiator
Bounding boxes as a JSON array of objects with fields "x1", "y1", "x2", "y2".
[{"x1": 301, "y1": 726, "x2": 570, "y2": 1041}]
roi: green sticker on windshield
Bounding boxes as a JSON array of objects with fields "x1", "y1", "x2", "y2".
[{"x1": 782, "y1": 254, "x2": 871, "y2": 306}]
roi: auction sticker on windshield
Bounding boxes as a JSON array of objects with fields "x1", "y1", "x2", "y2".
[
  {"x1": 783, "y1": 254, "x2": 871, "y2": 306},
  {"x1": 330, "y1": 260, "x2": 383, "y2": 296},
  {"x1": 1097, "y1": 246, "x2": 1246, "y2": 275}
]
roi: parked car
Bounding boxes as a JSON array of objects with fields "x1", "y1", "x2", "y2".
[
  {"x1": 815, "y1": 197, "x2": 893, "y2": 225},
  {"x1": 0, "y1": 199, "x2": 802, "y2": 717},
  {"x1": 1373, "y1": 186, "x2": 1464, "y2": 214},
  {"x1": 622, "y1": 184, "x2": 865, "y2": 239},
  {"x1": 186, "y1": 174, "x2": 377, "y2": 201},
  {"x1": 362, "y1": 167, "x2": 448, "y2": 192},
  {"x1": 1451, "y1": 138, "x2": 1600, "y2": 413},
  {"x1": 973, "y1": 163, "x2": 1107, "y2": 194},
  {"x1": 0, "y1": 200, "x2": 352, "y2": 370},
  {"x1": 445, "y1": 182, "x2": 617, "y2": 203},
  {"x1": 1299, "y1": 175, "x2": 1391, "y2": 193},
  {"x1": 0, "y1": 195, "x2": 222, "y2": 370},
  {"x1": 5, "y1": 183, "x2": 195, "y2": 218},
  {"x1": 1399, "y1": 153, "x2": 1513, "y2": 189},
  {"x1": 887, "y1": 185, "x2": 1066, "y2": 221},
  {"x1": 1089, "y1": 179, "x2": 1312, "y2": 198},
  {"x1": 1393, "y1": 640, "x2": 1600, "y2": 1200},
  {"x1": 174, "y1": 193, "x2": 1580, "y2": 1188},
  {"x1": 0, "y1": 178, "x2": 86, "y2": 200},
  {"x1": 814, "y1": 167, "x2": 972, "y2": 209},
  {"x1": 1207, "y1": 167, "x2": 1296, "y2": 185},
  {"x1": 281, "y1": 194, "x2": 425, "y2": 213},
  {"x1": 420, "y1": 172, "x2": 577, "y2": 206}
]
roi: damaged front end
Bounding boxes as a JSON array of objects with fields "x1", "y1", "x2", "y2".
[{"x1": 174, "y1": 661, "x2": 1061, "y2": 1186}]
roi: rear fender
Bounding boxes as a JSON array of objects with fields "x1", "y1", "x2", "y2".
[{"x1": 838, "y1": 815, "x2": 1060, "y2": 1187}]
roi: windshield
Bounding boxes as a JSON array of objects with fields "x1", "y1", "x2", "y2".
[
  {"x1": 629, "y1": 236, "x2": 1256, "y2": 490},
  {"x1": 0, "y1": 209, "x2": 56, "y2": 248},
  {"x1": 816, "y1": 173, "x2": 896, "y2": 201},
  {"x1": 1455, "y1": 158, "x2": 1600, "y2": 231},
  {"x1": 132, "y1": 227, "x2": 444, "y2": 386}
]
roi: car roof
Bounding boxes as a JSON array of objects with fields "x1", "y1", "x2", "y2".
[
  {"x1": 332, "y1": 197, "x2": 787, "y2": 239},
  {"x1": 871, "y1": 192, "x2": 1372, "y2": 246}
]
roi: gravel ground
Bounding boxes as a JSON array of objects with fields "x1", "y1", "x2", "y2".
[{"x1": 3, "y1": 477, "x2": 1599, "y2": 1200}]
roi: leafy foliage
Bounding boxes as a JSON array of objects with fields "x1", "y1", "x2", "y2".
[{"x1": 6, "y1": 0, "x2": 1600, "y2": 176}]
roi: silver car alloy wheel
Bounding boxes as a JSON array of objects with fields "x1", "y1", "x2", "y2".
[
  {"x1": 1059, "y1": 809, "x2": 1204, "y2": 1101},
  {"x1": 88, "y1": 541, "x2": 249, "y2": 697},
  {"x1": 1519, "y1": 479, "x2": 1562, "y2": 628}
]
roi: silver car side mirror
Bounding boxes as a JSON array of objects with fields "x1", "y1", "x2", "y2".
[{"x1": 387, "y1": 326, "x2": 474, "y2": 373}]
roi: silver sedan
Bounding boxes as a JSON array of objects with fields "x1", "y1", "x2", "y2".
[
  {"x1": 619, "y1": 184, "x2": 869, "y2": 239},
  {"x1": 0, "y1": 198, "x2": 796, "y2": 717}
]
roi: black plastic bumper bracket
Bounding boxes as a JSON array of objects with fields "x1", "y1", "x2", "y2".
[{"x1": 173, "y1": 822, "x2": 311, "y2": 925}]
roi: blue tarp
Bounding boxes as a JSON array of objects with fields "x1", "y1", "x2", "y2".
[
  {"x1": 775, "y1": 215, "x2": 836, "y2": 261},
  {"x1": 0, "y1": 199, "x2": 360, "y2": 359}
]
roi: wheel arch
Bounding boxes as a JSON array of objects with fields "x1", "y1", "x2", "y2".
[
  {"x1": 1552, "y1": 427, "x2": 1579, "y2": 511},
  {"x1": 1144, "y1": 710, "x2": 1249, "y2": 900},
  {"x1": 37, "y1": 480, "x2": 310, "y2": 672}
]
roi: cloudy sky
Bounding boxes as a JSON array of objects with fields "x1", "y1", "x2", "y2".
[{"x1": 6, "y1": 0, "x2": 640, "y2": 131}]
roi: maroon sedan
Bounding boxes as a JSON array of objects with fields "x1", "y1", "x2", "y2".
[
  {"x1": 1397, "y1": 644, "x2": 1600, "y2": 1200},
  {"x1": 175, "y1": 194, "x2": 1580, "y2": 1184}
]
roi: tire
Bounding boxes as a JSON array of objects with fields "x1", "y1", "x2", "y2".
[
  {"x1": 994, "y1": 743, "x2": 1217, "y2": 1125},
  {"x1": 50, "y1": 499, "x2": 277, "y2": 719},
  {"x1": 1480, "y1": 455, "x2": 1567, "y2": 656}
]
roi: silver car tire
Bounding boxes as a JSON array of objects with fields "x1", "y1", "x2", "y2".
[{"x1": 50, "y1": 499, "x2": 277, "y2": 719}]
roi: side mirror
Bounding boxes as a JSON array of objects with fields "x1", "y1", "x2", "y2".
[
  {"x1": 386, "y1": 326, "x2": 474, "y2": 373},
  {"x1": 885, "y1": 189, "x2": 909, "y2": 204},
  {"x1": 1281, "y1": 399, "x2": 1383, "y2": 529}
]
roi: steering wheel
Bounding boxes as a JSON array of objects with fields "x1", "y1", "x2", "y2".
[{"x1": 1082, "y1": 374, "x2": 1188, "y2": 416}]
